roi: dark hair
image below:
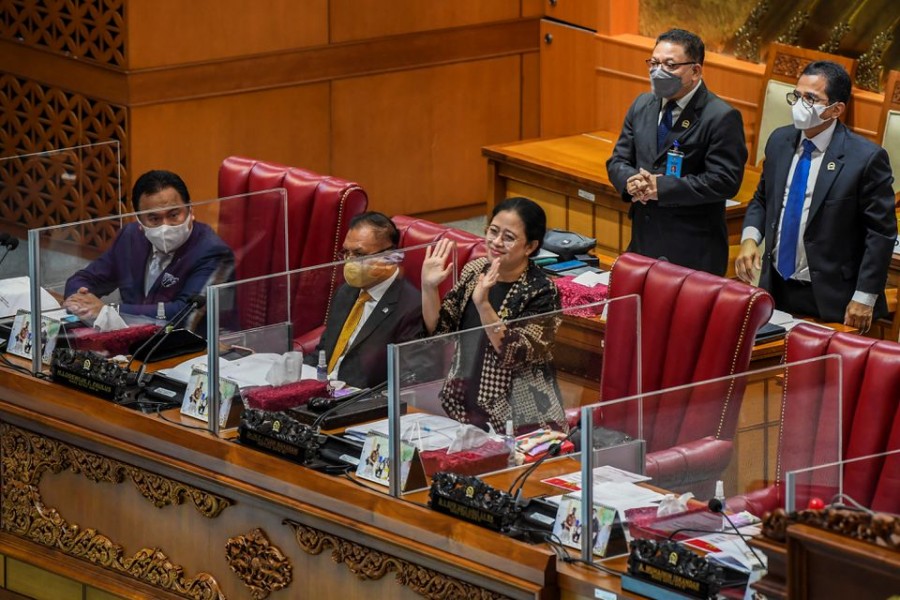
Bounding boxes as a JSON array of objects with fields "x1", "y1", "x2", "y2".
[
  {"x1": 131, "y1": 170, "x2": 190, "y2": 212},
  {"x1": 491, "y1": 196, "x2": 547, "y2": 257},
  {"x1": 349, "y1": 211, "x2": 400, "y2": 248},
  {"x1": 656, "y1": 29, "x2": 705, "y2": 65},
  {"x1": 801, "y1": 60, "x2": 851, "y2": 104}
]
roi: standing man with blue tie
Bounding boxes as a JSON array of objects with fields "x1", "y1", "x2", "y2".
[
  {"x1": 736, "y1": 61, "x2": 896, "y2": 332},
  {"x1": 607, "y1": 28, "x2": 747, "y2": 276}
]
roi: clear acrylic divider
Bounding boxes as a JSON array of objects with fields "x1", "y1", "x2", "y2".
[
  {"x1": 785, "y1": 448, "x2": 900, "y2": 514},
  {"x1": 385, "y1": 294, "x2": 641, "y2": 510},
  {"x1": 203, "y1": 240, "x2": 449, "y2": 438},
  {"x1": 0, "y1": 142, "x2": 123, "y2": 282},
  {"x1": 582, "y1": 354, "x2": 841, "y2": 567},
  {"x1": 23, "y1": 188, "x2": 287, "y2": 377}
]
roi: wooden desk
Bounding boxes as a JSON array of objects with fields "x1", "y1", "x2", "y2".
[
  {"x1": 0, "y1": 366, "x2": 556, "y2": 600},
  {"x1": 482, "y1": 131, "x2": 761, "y2": 258}
]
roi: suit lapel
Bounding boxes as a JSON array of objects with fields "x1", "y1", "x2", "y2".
[
  {"x1": 641, "y1": 95, "x2": 662, "y2": 162},
  {"x1": 807, "y1": 124, "x2": 846, "y2": 225},
  {"x1": 325, "y1": 287, "x2": 357, "y2": 356},
  {"x1": 768, "y1": 129, "x2": 800, "y2": 229},
  {"x1": 347, "y1": 278, "x2": 400, "y2": 351}
]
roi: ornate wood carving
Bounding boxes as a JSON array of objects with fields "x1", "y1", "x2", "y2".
[
  {"x1": 225, "y1": 529, "x2": 292, "y2": 600},
  {"x1": 761, "y1": 507, "x2": 900, "y2": 550},
  {"x1": 775, "y1": 10, "x2": 808, "y2": 46},
  {"x1": 772, "y1": 52, "x2": 810, "y2": 81},
  {"x1": 733, "y1": 0, "x2": 768, "y2": 62},
  {"x1": 0, "y1": 0, "x2": 126, "y2": 67},
  {"x1": 855, "y1": 29, "x2": 895, "y2": 92},
  {"x1": 0, "y1": 72, "x2": 128, "y2": 249},
  {"x1": 0, "y1": 422, "x2": 230, "y2": 598},
  {"x1": 817, "y1": 21, "x2": 851, "y2": 54},
  {"x1": 893, "y1": 78, "x2": 900, "y2": 105},
  {"x1": 284, "y1": 519, "x2": 512, "y2": 600}
]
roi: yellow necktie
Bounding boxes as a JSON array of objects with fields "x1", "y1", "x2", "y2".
[{"x1": 328, "y1": 290, "x2": 372, "y2": 374}]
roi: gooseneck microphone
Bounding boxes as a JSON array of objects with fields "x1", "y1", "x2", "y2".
[
  {"x1": 0, "y1": 234, "x2": 20, "y2": 270},
  {"x1": 132, "y1": 295, "x2": 207, "y2": 385},
  {"x1": 311, "y1": 380, "x2": 388, "y2": 431},
  {"x1": 707, "y1": 498, "x2": 766, "y2": 570}
]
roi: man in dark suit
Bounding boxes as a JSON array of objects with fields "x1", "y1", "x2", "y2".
[
  {"x1": 64, "y1": 170, "x2": 234, "y2": 329},
  {"x1": 606, "y1": 29, "x2": 747, "y2": 276},
  {"x1": 309, "y1": 212, "x2": 422, "y2": 389},
  {"x1": 736, "y1": 61, "x2": 896, "y2": 332}
]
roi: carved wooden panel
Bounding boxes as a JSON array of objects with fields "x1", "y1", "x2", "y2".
[
  {"x1": 0, "y1": 0, "x2": 126, "y2": 67},
  {"x1": 0, "y1": 72, "x2": 127, "y2": 249},
  {"x1": 771, "y1": 51, "x2": 810, "y2": 81},
  {"x1": 284, "y1": 519, "x2": 512, "y2": 600},
  {"x1": 226, "y1": 528, "x2": 293, "y2": 600},
  {"x1": 0, "y1": 422, "x2": 230, "y2": 599}
]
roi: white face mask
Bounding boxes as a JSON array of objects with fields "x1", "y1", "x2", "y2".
[
  {"x1": 143, "y1": 217, "x2": 192, "y2": 254},
  {"x1": 791, "y1": 100, "x2": 834, "y2": 131}
]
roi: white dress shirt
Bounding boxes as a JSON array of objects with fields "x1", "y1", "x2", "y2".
[{"x1": 657, "y1": 79, "x2": 703, "y2": 125}]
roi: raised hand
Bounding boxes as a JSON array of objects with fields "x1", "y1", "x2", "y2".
[
  {"x1": 472, "y1": 258, "x2": 500, "y2": 308},
  {"x1": 421, "y1": 238, "x2": 456, "y2": 289}
]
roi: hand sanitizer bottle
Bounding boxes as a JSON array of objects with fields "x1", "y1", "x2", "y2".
[
  {"x1": 715, "y1": 480, "x2": 727, "y2": 531},
  {"x1": 316, "y1": 349, "x2": 328, "y2": 382},
  {"x1": 505, "y1": 419, "x2": 517, "y2": 467},
  {"x1": 156, "y1": 301, "x2": 166, "y2": 322}
]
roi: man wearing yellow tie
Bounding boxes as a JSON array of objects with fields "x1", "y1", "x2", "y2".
[{"x1": 309, "y1": 212, "x2": 423, "y2": 388}]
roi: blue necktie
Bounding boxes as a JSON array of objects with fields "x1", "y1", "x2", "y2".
[
  {"x1": 657, "y1": 100, "x2": 677, "y2": 152},
  {"x1": 777, "y1": 139, "x2": 817, "y2": 279}
]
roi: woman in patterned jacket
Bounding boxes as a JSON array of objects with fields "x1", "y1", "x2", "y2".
[{"x1": 421, "y1": 197, "x2": 567, "y2": 433}]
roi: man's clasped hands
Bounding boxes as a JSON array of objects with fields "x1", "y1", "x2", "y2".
[{"x1": 626, "y1": 168, "x2": 661, "y2": 203}]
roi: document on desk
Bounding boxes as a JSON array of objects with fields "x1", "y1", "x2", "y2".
[
  {"x1": 158, "y1": 353, "x2": 317, "y2": 388},
  {"x1": 571, "y1": 270, "x2": 610, "y2": 288},
  {"x1": 542, "y1": 466, "x2": 650, "y2": 492},
  {"x1": 684, "y1": 525, "x2": 765, "y2": 572},
  {"x1": 345, "y1": 413, "x2": 463, "y2": 451},
  {"x1": 567, "y1": 482, "x2": 664, "y2": 511},
  {"x1": 768, "y1": 308, "x2": 834, "y2": 332}
]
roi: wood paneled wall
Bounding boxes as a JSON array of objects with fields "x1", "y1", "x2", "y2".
[{"x1": 1, "y1": 0, "x2": 542, "y2": 225}]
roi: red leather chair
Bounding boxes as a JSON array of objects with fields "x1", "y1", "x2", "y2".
[
  {"x1": 217, "y1": 157, "x2": 367, "y2": 339},
  {"x1": 731, "y1": 324, "x2": 900, "y2": 516},
  {"x1": 598, "y1": 253, "x2": 775, "y2": 493}
]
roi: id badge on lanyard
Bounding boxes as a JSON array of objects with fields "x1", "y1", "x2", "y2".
[{"x1": 666, "y1": 141, "x2": 684, "y2": 177}]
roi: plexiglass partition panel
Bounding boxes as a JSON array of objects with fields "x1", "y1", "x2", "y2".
[
  {"x1": 23, "y1": 189, "x2": 288, "y2": 374},
  {"x1": 0, "y1": 141, "x2": 122, "y2": 288},
  {"x1": 385, "y1": 294, "x2": 641, "y2": 500},
  {"x1": 202, "y1": 241, "x2": 453, "y2": 437},
  {"x1": 785, "y1": 449, "x2": 900, "y2": 514},
  {"x1": 581, "y1": 354, "x2": 842, "y2": 567}
]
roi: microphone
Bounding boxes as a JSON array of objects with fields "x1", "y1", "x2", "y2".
[
  {"x1": 132, "y1": 295, "x2": 206, "y2": 385},
  {"x1": 0, "y1": 235, "x2": 19, "y2": 270},
  {"x1": 508, "y1": 426, "x2": 580, "y2": 505},
  {"x1": 311, "y1": 380, "x2": 388, "y2": 431},
  {"x1": 707, "y1": 498, "x2": 766, "y2": 570}
]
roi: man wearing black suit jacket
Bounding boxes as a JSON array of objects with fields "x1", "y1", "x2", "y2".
[
  {"x1": 736, "y1": 61, "x2": 896, "y2": 332},
  {"x1": 607, "y1": 29, "x2": 747, "y2": 276},
  {"x1": 309, "y1": 212, "x2": 422, "y2": 389}
]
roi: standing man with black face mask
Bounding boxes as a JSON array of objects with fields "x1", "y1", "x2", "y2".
[
  {"x1": 307, "y1": 212, "x2": 422, "y2": 388},
  {"x1": 64, "y1": 170, "x2": 234, "y2": 329},
  {"x1": 607, "y1": 28, "x2": 747, "y2": 276},
  {"x1": 736, "y1": 61, "x2": 896, "y2": 332}
]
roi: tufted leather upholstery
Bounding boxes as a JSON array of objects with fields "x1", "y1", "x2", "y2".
[
  {"x1": 598, "y1": 253, "x2": 775, "y2": 493},
  {"x1": 392, "y1": 216, "x2": 486, "y2": 294},
  {"x1": 217, "y1": 156, "x2": 367, "y2": 338},
  {"x1": 731, "y1": 324, "x2": 900, "y2": 515}
]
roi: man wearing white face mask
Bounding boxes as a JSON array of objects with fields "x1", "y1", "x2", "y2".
[
  {"x1": 607, "y1": 28, "x2": 747, "y2": 276},
  {"x1": 736, "y1": 61, "x2": 896, "y2": 332},
  {"x1": 306, "y1": 212, "x2": 422, "y2": 388},
  {"x1": 64, "y1": 170, "x2": 234, "y2": 330}
]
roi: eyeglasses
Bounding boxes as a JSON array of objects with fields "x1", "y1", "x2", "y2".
[
  {"x1": 485, "y1": 226, "x2": 519, "y2": 247},
  {"x1": 785, "y1": 90, "x2": 823, "y2": 110},
  {"x1": 340, "y1": 246, "x2": 397, "y2": 262},
  {"x1": 645, "y1": 59, "x2": 696, "y2": 72}
]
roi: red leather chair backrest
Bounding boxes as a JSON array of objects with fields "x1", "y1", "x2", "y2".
[
  {"x1": 780, "y1": 324, "x2": 900, "y2": 513},
  {"x1": 392, "y1": 216, "x2": 486, "y2": 294},
  {"x1": 599, "y1": 253, "x2": 775, "y2": 452},
  {"x1": 218, "y1": 156, "x2": 367, "y2": 333}
]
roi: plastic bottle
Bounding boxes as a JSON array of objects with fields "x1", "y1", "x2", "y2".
[
  {"x1": 316, "y1": 349, "x2": 328, "y2": 382},
  {"x1": 505, "y1": 419, "x2": 517, "y2": 467},
  {"x1": 155, "y1": 301, "x2": 166, "y2": 321},
  {"x1": 715, "y1": 480, "x2": 727, "y2": 531}
]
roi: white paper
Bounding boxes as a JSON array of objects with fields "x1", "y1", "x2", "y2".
[
  {"x1": 542, "y1": 466, "x2": 650, "y2": 490},
  {"x1": 725, "y1": 199, "x2": 741, "y2": 207},
  {"x1": 346, "y1": 413, "x2": 464, "y2": 451},
  {"x1": 571, "y1": 270, "x2": 610, "y2": 288},
  {"x1": 0, "y1": 277, "x2": 61, "y2": 318},
  {"x1": 568, "y1": 482, "x2": 664, "y2": 510}
]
